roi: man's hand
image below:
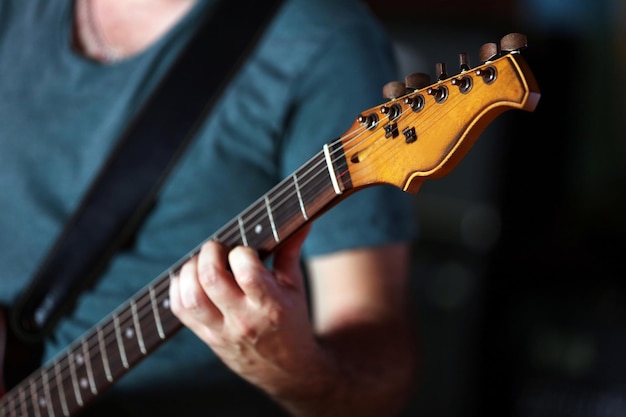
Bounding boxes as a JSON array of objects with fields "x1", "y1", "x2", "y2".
[
  {"x1": 169, "y1": 225, "x2": 334, "y2": 397},
  {"x1": 170, "y1": 223, "x2": 416, "y2": 417}
]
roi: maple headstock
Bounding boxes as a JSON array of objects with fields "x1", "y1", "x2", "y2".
[{"x1": 340, "y1": 33, "x2": 540, "y2": 194}]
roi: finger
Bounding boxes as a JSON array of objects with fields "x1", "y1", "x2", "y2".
[
  {"x1": 196, "y1": 240, "x2": 244, "y2": 308},
  {"x1": 228, "y1": 245, "x2": 274, "y2": 303},
  {"x1": 171, "y1": 255, "x2": 222, "y2": 326},
  {"x1": 168, "y1": 271, "x2": 184, "y2": 313}
]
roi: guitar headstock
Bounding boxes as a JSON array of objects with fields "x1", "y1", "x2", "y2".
[{"x1": 340, "y1": 33, "x2": 540, "y2": 194}]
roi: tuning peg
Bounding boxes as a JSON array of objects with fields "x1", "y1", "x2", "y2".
[
  {"x1": 459, "y1": 53, "x2": 471, "y2": 72},
  {"x1": 405, "y1": 72, "x2": 431, "y2": 90},
  {"x1": 500, "y1": 33, "x2": 527, "y2": 53},
  {"x1": 382, "y1": 81, "x2": 407, "y2": 100},
  {"x1": 478, "y1": 42, "x2": 499, "y2": 62},
  {"x1": 436, "y1": 62, "x2": 448, "y2": 80}
]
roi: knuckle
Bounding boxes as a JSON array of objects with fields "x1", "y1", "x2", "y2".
[
  {"x1": 264, "y1": 303, "x2": 284, "y2": 330},
  {"x1": 233, "y1": 321, "x2": 259, "y2": 344}
]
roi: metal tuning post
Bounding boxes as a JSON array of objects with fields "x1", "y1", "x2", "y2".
[
  {"x1": 403, "y1": 73, "x2": 430, "y2": 113},
  {"x1": 458, "y1": 52, "x2": 471, "y2": 72},
  {"x1": 436, "y1": 62, "x2": 448, "y2": 81}
]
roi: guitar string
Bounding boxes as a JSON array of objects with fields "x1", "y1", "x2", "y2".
[
  {"x1": 3, "y1": 98, "x2": 420, "y2": 416},
  {"x1": 0, "y1": 145, "x2": 345, "y2": 416},
  {"x1": 4, "y1": 89, "x2": 446, "y2": 416},
  {"x1": 200, "y1": 86, "x2": 430, "y2": 248},
  {"x1": 209, "y1": 105, "x2": 405, "y2": 247},
  {"x1": 4, "y1": 52, "x2": 517, "y2": 413},
  {"x1": 0, "y1": 110, "x2": 390, "y2": 416},
  {"x1": 4, "y1": 92, "x2": 436, "y2": 415},
  {"x1": 14, "y1": 51, "x2": 516, "y2": 410},
  {"x1": 190, "y1": 112, "x2": 384, "y2": 250},
  {"x1": 164, "y1": 67, "x2": 485, "y2": 257}
]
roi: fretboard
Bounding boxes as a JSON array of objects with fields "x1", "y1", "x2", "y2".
[{"x1": 0, "y1": 142, "x2": 350, "y2": 417}]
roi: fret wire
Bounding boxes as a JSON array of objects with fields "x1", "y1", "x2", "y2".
[
  {"x1": 113, "y1": 314, "x2": 128, "y2": 369},
  {"x1": 55, "y1": 359, "x2": 70, "y2": 417},
  {"x1": 42, "y1": 371, "x2": 54, "y2": 417},
  {"x1": 68, "y1": 351, "x2": 84, "y2": 407},
  {"x1": 149, "y1": 284, "x2": 166, "y2": 340},
  {"x1": 237, "y1": 216, "x2": 248, "y2": 246},
  {"x1": 264, "y1": 196, "x2": 279, "y2": 242},
  {"x1": 19, "y1": 385, "x2": 27, "y2": 417},
  {"x1": 97, "y1": 325, "x2": 113, "y2": 382},
  {"x1": 30, "y1": 376, "x2": 41, "y2": 417},
  {"x1": 130, "y1": 300, "x2": 147, "y2": 355},
  {"x1": 293, "y1": 173, "x2": 308, "y2": 220},
  {"x1": 81, "y1": 337, "x2": 97, "y2": 395}
]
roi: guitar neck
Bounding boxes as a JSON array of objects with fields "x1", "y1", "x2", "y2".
[
  {"x1": 0, "y1": 38, "x2": 541, "y2": 416},
  {"x1": 0, "y1": 143, "x2": 350, "y2": 417}
]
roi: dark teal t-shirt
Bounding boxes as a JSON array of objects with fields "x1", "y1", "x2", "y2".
[{"x1": 0, "y1": 0, "x2": 417, "y2": 415}]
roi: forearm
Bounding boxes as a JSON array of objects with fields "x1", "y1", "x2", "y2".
[{"x1": 271, "y1": 320, "x2": 417, "y2": 417}]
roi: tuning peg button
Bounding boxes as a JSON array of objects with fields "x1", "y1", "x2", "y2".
[
  {"x1": 405, "y1": 72, "x2": 431, "y2": 90},
  {"x1": 382, "y1": 81, "x2": 406, "y2": 99},
  {"x1": 478, "y1": 42, "x2": 499, "y2": 62},
  {"x1": 500, "y1": 33, "x2": 527, "y2": 53}
]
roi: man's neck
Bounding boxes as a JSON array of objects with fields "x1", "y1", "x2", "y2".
[{"x1": 74, "y1": 0, "x2": 197, "y2": 63}]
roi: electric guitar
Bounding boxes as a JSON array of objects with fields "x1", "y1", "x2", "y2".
[{"x1": 0, "y1": 33, "x2": 540, "y2": 417}]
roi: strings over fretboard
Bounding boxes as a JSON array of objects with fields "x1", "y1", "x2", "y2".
[{"x1": 0, "y1": 140, "x2": 350, "y2": 417}]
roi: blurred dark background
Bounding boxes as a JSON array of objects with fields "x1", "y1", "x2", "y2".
[{"x1": 366, "y1": 0, "x2": 626, "y2": 416}]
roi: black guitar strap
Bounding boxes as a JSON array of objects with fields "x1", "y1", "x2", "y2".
[{"x1": 11, "y1": 0, "x2": 285, "y2": 343}]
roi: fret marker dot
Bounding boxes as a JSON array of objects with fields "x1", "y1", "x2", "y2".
[
  {"x1": 76, "y1": 354, "x2": 85, "y2": 365},
  {"x1": 39, "y1": 397, "x2": 47, "y2": 407},
  {"x1": 254, "y1": 224, "x2": 263, "y2": 234},
  {"x1": 80, "y1": 378, "x2": 89, "y2": 389},
  {"x1": 163, "y1": 298, "x2": 170, "y2": 309},
  {"x1": 125, "y1": 327, "x2": 135, "y2": 339}
]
